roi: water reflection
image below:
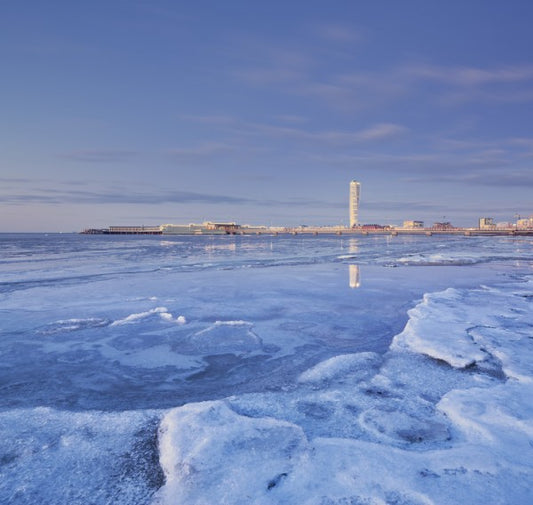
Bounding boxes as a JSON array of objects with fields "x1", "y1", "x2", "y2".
[
  {"x1": 347, "y1": 238, "x2": 360, "y2": 288},
  {"x1": 204, "y1": 242, "x2": 237, "y2": 254},
  {"x1": 349, "y1": 264, "x2": 361, "y2": 288}
]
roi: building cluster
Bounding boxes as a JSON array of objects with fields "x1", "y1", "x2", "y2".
[
  {"x1": 348, "y1": 179, "x2": 531, "y2": 231},
  {"x1": 479, "y1": 216, "x2": 533, "y2": 230},
  {"x1": 82, "y1": 180, "x2": 532, "y2": 235},
  {"x1": 82, "y1": 222, "x2": 268, "y2": 235}
]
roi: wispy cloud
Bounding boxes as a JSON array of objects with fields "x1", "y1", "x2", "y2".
[
  {"x1": 0, "y1": 177, "x2": 43, "y2": 184},
  {"x1": 238, "y1": 120, "x2": 408, "y2": 145},
  {"x1": 236, "y1": 34, "x2": 533, "y2": 109},
  {"x1": 405, "y1": 168, "x2": 533, "y2": 187},
  {"x1": 0, "y1": 186, "x2": 347, "y2": 211},
  {"x1": 0, "y1": 188, "x2": 251, "y2": 206},
  {"x1": 407, "y1": 63, "x2": 533, "y2": 86},
  {"x1": 166, "y1": 142, "x2": 234, "y2": 160},
  {"x1": 59, "y1": 150, "x2": 139, "y2": 163},
  {"x1": 356, "y1": 123, "x2": 408, "y2": 141},
  {"x1": 180, "y1": 113, "x2": 408, "y2": 145},
  {"x1": 274, "y1": 114, "x2": 309, "y2": 124},
  {"x1": 179, "y1": 114, "x2": 238, "y2": 126}
]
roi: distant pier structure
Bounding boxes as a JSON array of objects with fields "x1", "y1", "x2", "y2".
[{"x1": 349, "y1": 180, "x2": 361, "y2": 228}]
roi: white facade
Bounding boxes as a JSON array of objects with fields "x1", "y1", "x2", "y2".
[
  {"x1": 349, "y1": 180, "x2": 361, "y2": 228},
  {"x1": 479, "y1": 217, "x2": 495, "y2": 229},
  {"x1": 517, "y1": 217, "x2": 533, "y2": 229},
  {"x1": 403, "y1": 220, "x2": 424, "y2": 229}
]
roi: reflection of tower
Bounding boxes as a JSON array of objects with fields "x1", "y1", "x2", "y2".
[
  {"x1": 349, "y1": 180, "x2": 361, "y2": 228},
  {"x1": 349, "y1": 265, "x2": 360, "y2": 288},
  {"x1": 348, "y1": 238, "x2": 359, "y2": 254}
]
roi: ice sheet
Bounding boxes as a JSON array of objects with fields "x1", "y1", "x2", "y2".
[
  {"x1": 154, "y1": 275, "x2": 533, "y2": 505},
  {"x1": 0, "y1": 407, "x2": 163, "y2": 505},
  {"x1": 1, "y1": 234, "x2": 532, "y2": 504}
]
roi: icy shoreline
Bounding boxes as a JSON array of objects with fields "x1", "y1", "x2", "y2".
[
  {"x1": 1, "y1": 234, "x2": 532, "y2": 504},
  {"x1": 155, "y1": 276, "x2": 533, "y2": 505}
]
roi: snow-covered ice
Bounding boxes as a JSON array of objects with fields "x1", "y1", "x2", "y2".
[{"x1": 155, "y1": 277, "x2": 533, "y2": 505}]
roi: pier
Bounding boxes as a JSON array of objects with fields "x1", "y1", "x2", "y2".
[
  {"x1": 264, "y1": 226, "x2": 533, "y2": 237},
  {"x1": 81, "y1": 226, "x2": 533, "y2": 237}
]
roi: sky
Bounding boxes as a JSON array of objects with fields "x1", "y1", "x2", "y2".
[{"x1": 1, "y1": 0, "x2": 532, "y2": 232}]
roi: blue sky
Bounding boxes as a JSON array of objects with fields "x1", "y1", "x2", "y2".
[{"x1": 1, "y1": 1, "x2": 532, "y2": 231}]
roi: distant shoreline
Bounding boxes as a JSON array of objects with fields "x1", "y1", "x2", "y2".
[{"x1": 79, "y1": 227, "x2": 533, "y2": 237}]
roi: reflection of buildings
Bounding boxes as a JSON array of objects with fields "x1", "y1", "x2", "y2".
[
  {"x1": 349, "y1": 264, "x2": 361, "y2": 289},
  {"x1": 349, "y1": 180, "x2": 361, "y2": 228}
]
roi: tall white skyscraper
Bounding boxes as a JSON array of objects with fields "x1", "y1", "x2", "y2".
[{"x1": 349, "y1": 180, "x2": 361, "y2": 228}]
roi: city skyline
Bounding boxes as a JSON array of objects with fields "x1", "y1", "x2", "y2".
[{"x1": 1, "y1": 1, "x2": 532, "y2": 232}]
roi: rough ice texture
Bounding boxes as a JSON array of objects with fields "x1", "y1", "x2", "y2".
[
  {"x1": 297, "y1": 352, "x2": 381, "y2": 384},
  {"x1": 0, "y1": 408, "x2": 163, "y2": 505},
  {"x1": 188, "y1": 321, "x2": 263, "y2": 354},
  {"x1": 154, "y1": 278, "x2": 533, "y2": 505},
  {"x1": 391, "y1": 284, "x2": 532, "y2": 370},
  {"x1": 155, "y1": 401, "x2": 308, "y2": 505},
  {"x1": 111, "y1": 307, "x2": 186, "y2": 326}
]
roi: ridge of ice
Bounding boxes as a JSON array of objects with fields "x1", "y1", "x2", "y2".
[
  {"x1": 154, "y1": 276, "x2": 533, "y2": 504},
  {"x1": 111, "y1": 307, "x2": 186, "y2": 326},
  {"x1": 188, "y1": 320, "x2": 262, "y2": 354},
  {"x1": 297, "y1": 352, "x2": 381, "y2": 384},
  {"x1": 155, "y1": 401, "x2": 308, "y2": 504}
]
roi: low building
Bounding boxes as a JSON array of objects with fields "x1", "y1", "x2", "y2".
[
  {"x1": 432, "y1": 222, "x2": 454, "y2": 230},
  {"x1": 160, "y1": 223, "x2": 207, "y2": 235},
  {"x1": 517, "y1": 216, "x2": 533, "y2": 229},
  {"x1": 108, "y1": 225, "x2": 162, "y2": 234},
  {"x1": 361, "y1": 224, "x2": 389, "y2": 230},
  {"x1": 160, "y1": 222, "x2": 241, "y2": 235},
  {"x1": 479, "y1": 217, "x2": 495, "y2": 230},
  {"x1": 203, "y1": 221, "x2": 241, "y2": 233},
  {"x1": 496, "y1": 222, "x2": 512, "y2": 229},
  {"x1": 403, "y1": 220, "x2": 424, "y2": 229}
]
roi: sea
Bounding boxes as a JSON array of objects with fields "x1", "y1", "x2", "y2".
[{"x1": 0, "y1": 232, "x2": 532, "y2": 505}]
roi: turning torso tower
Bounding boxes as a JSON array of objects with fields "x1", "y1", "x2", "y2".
[{"x1": 349, "y1": 180, "x2": 361, "y2": 228}]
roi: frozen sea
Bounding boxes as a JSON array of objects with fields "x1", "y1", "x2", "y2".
[{"x1": 1, "y1": 232, "x2": 532, "y2": 505}]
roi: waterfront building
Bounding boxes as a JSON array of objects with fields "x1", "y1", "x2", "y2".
[
  {"x1": 517, "y1": 216, "x2": 533, "y2": 229},
  {"x1": 349, "y1": 180, "x2": 361, "y2": 228},
  {"x1": 496, "y1": 222, "x2": 512, "y2": 229},
  {"x1": 479, "y1": 217, "x2": 495, "y2": 230},
  {"x1": 108, "y1": 225, "x2": 162, "y2": 234},
  {"x1": 403, "y1": 220, "x2": 424, "y2": 229},
  {"x1": 432, "y1": 222, "x2": 454, "y2": 230},
  {"x1": 160, "y1": 222, "x2": 239, "y2": 235}
]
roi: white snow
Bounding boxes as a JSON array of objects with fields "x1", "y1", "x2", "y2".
[
  {"x1": 111, "y1": 307, "x2": 182, "y2": 326},
  {"x1": 154, "y1": 276, "x2": 533, "y2": 505},
  {"x1": 297, "y1": 352, "x2": 381, "y2": 384},
  {"x1": 155, "y1": 401, "x2": 308, "y2": 505}
]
